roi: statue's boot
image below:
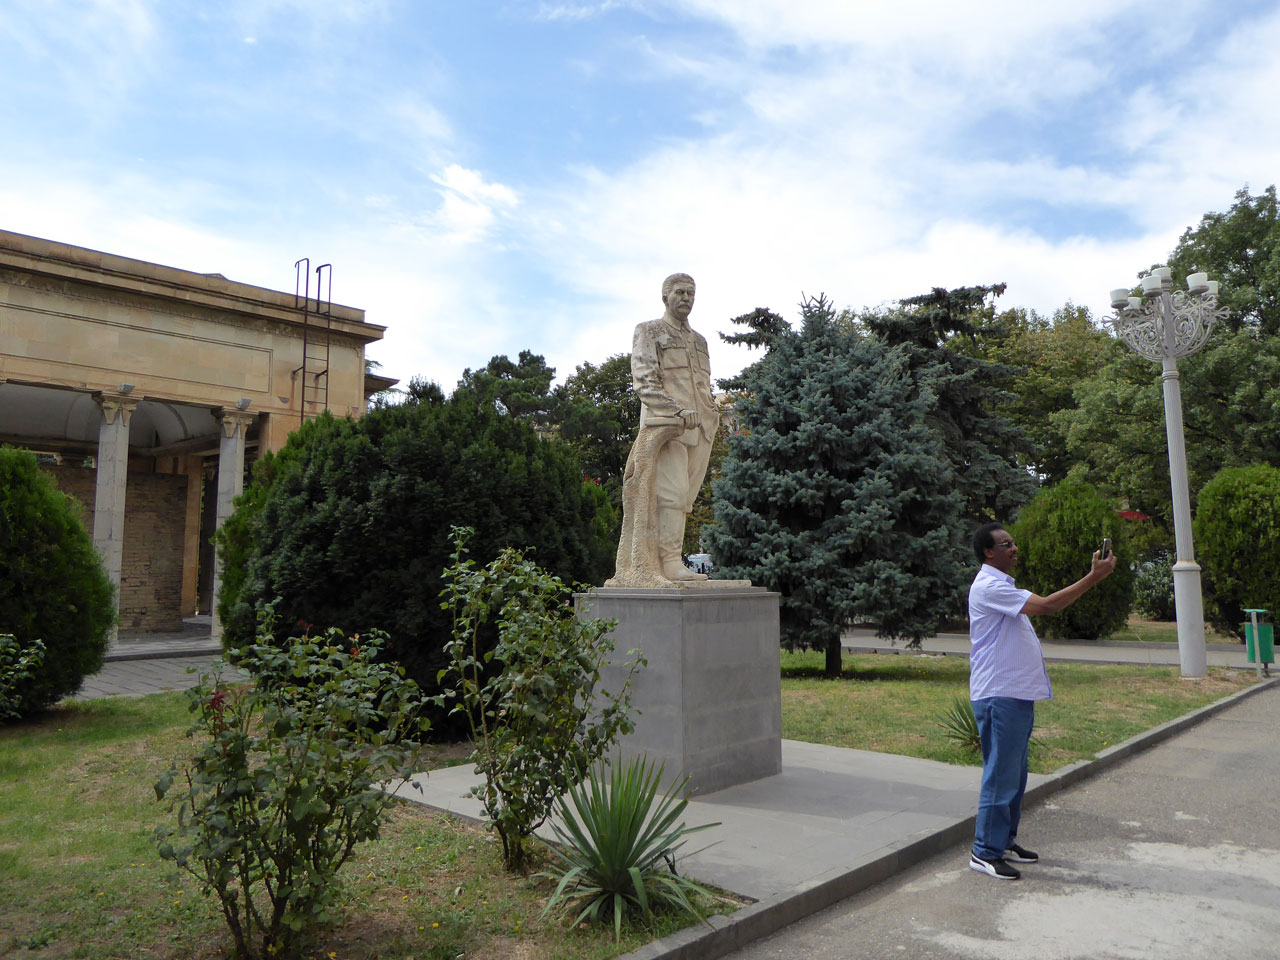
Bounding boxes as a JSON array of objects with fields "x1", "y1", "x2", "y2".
[{"x1": 659, "y1": 507, "x2": 708, "y2": 581}]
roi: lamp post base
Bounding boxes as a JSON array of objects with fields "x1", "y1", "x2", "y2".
[{"x1": 1172, "y1": 560, "x2": 1208, "y2": 678}]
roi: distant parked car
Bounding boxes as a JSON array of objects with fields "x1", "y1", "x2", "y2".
[{"x1": 687, "y1": 553, "x2": 714, "y2": 575}]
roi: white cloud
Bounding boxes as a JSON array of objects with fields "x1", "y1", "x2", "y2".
[
  {"x1": 4, "y1": 0, "x2": 1279, "y2": 399},
  {"x1": 505, "y1": 0, "x2": 1280, "y2": 386},
  {"x1": 427, "y1": 165, "x2": 520, "y2": 245},
  {"x1": 533, "y1": 1, "x2": 634, "y2": 23},
  {"x1": 0, "y1": 0, "x2": 157, "y2": 120}
]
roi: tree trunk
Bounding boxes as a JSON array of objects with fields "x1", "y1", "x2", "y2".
[{"x1": 825, "y1": 635, "x2": 843, "y2": 677}]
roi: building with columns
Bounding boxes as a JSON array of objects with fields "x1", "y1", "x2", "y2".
[{"x1": 0, "y1": 229, "x2": 395, "y2": 638}]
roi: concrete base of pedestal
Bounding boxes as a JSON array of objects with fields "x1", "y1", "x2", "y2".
[{"x1": 577, "y1": 585, "x2": 782, "y2": 796}]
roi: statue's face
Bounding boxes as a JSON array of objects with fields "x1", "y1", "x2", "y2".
[{"x1": 666, "y1": 280, "x2": 695, "y2": 320}]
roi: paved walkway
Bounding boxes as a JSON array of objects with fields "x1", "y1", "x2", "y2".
[
  {"x1": 721, "y1": 684, "x2": 1280, "y2": 960},
  {"x1": 73, "y1": 618, "x2": 234, "y2": 700},
  {"x1": 398, "y1": 681, "x2": 1276, "y2": 960},
  {"x1": 82, "y1": 621, "x2": 1264, "y2": 701}
]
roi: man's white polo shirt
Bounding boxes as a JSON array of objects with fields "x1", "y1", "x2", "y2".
[{"x1": 969, "y1": 563, "x2": 1053, "y2": 701}]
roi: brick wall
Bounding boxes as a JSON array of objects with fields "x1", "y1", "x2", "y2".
[{"x1": 47, "y1": 464, "x2": 189, "y2": 632}]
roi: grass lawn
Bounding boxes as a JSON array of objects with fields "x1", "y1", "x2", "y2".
[
  {"x1": 1105, "y1": 617, "x2": 1238, "y2": 644},
  {"x1": 0, "y1": 693, "x2": 723, "y2": 960},
  {"x1": 780, "y1": 651, "x2": 1259, "y2": 773}
]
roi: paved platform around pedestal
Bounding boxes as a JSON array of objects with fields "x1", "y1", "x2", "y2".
[
  {"x1": 397, "y1": 739, "x2": 1023, "y2": 902},
  {"x1": 399, "y1": 679, "x2": 1277, "y2": 960}
]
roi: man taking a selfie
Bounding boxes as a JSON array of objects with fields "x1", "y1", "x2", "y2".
[{"x1": 967, "y1": 522, "x2": 1117, "y2": 880}]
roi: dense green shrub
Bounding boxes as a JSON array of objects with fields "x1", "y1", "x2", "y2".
[
  {"x1": 437, "y1": 530, "x2": 642, "y2": 871},
  {"x1": 217, "y1": 391, "x2": 614, "y2": 733},
  {"x1": 155, "y1": 622, "x2": 428, "y2": 960},
  {"x1": 1194, "y1": 464, "x2": 1280, "y2": 638},
  {"x1": 0, "y1": 447, "x2": 115, "y2": 715},
  {"x1": 1132, "y1": 552, "x2": 1177, "y2": 621},
  {"x1": 0, "y1": 635, "x2": 46, "y2": 721},
  {"x1": 1009, "y1": 476, "x2": 1134, "y2": 639}
]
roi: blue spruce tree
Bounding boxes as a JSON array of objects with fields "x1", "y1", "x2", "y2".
[
  {"x1": 863, "y1": 284, "x2": 1035, "y2": 524},
  {"x1": 705, "y1": 296, "x2": 968, "y2": 675}
]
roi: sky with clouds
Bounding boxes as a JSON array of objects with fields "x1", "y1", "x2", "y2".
[{"x1": 3, "y1": 0, "x2": 1279, "y2": 391}]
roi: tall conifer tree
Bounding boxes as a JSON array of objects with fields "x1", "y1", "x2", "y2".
[
  {"x1": 863, "y1": 284, "x2": 1035, "y2": 525},
  {"x1": 705, "y1": 296, "x2": 967, "y2": 675}
]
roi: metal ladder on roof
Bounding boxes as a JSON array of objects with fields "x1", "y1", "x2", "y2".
[{"x1": 293, "y1": 258, "x2": 332, "y2": 421}]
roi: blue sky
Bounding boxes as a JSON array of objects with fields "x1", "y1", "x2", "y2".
[{"x1": 4, "y1": 0, "x2": 1280, "y2": 391}]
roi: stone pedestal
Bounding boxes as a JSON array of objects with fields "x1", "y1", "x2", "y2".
[{"x1": 578, "y1": 585, "x2": 781, "y2": 796}]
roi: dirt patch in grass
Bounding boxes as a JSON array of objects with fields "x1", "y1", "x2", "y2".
[
  {"x1": 471, "y1": 936, "x2": 541, "y2": 960},
  {"x1": 417, "y1": 739, "x2": 477, "y2": 770}
]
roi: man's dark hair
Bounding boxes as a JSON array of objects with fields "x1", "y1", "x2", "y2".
[{"x1": 972, "y1": 522, "x2": 1004, "y2": 565}]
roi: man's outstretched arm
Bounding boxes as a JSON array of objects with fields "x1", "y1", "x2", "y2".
[{"x1": 1021, "y1": 552, "x2": 1117, "y2": 616}]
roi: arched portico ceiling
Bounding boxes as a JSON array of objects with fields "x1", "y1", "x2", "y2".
[{"x1": 0, "y1": 381, "x2": 239, "y2": 456}]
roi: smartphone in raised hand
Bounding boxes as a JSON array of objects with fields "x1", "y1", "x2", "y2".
[{"x1": 1100, "y1": 537, "x2": 1112, "y2": 560}]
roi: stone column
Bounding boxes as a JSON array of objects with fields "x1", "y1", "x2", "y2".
[
  {"x1": 210, "y1": 409, "x2": 256, "y2": 641},
  {"x1": 93, "y1": 394, "x2": 138, "y2": 640},
  {"x1": 180, "y1": 455, "x2": 204, "y2": 617}
]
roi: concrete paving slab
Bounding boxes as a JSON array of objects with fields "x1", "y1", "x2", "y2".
[
  {"x1": 720, "y1": 684, "x2": 1280, "y2": 960},
  {"x1": 107, "y1": 616, "x2": 220, "y2": 662},
  {"x1": 398, "y1": 739, "x2": 1051, "y2": 903},
  {"x1": 73, "y1": 654, "x2": 244, "y2": 699}
]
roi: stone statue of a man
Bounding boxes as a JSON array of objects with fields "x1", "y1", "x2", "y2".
[{"x1": 607, "y1": 273, "x2": 720, "y2": 587}]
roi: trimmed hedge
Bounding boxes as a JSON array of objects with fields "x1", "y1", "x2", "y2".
[
  {"x1": 1194, "y1": 464, "x2": 1280, "y2": 638},
  {"x1": 1009, "y1": 476, "x2": 1134, "y2": 640},
  {"x1": 0, "y1": 447, "x2": 115, "y2": 715}
]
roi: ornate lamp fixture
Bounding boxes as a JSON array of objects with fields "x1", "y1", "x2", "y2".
[{"x1": 1106, "y1": 268, "x2": 1229, "y2": 678}]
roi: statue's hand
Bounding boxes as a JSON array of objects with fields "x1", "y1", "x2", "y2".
[{"x1": 678, "y1": 408, "x2": 701, "y2": 430}]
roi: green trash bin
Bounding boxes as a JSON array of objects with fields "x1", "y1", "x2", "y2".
[{"x1": 1243, "y1": 609, "x2": 1274, "y2": 664}]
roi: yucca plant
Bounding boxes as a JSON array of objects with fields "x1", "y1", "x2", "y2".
[
  {"x1": 938, "y1": 694, "x2": 981, "y2": 752},
  {"x1": 538, "y1": 756, "x2": 720, "y2": 939}
]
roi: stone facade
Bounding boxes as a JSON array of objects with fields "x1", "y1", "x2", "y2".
[
  {"x1": 0, "y1": 230, "x2": 393, "y2": 635},
  {"x1": 48, "y1": 463, "x2": 188, "y2": 631}
]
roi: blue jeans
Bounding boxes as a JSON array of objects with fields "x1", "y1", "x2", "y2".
[{"x1": 971, "y1": 697, "x2": 1035, "y2": 861}]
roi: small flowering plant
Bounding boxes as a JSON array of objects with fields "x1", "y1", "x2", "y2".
[
  {"x1": 155, "y1": 614, "x2": 429, "y2": 960},
  {"x1": 437, "y1": 527, "x2": 644, "y2": 872}
]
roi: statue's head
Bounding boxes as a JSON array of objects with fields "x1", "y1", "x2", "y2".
[
  {"x1": 661, "y1": 272, "x2": 695, "y2": 304},
  {"x1": 662, "y1": 273, "x2": 696, "y2": 321}
]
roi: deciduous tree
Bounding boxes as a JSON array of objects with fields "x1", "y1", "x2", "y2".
[{"x1": 1164, "y1": 184, "x2": 1280, "y2": 336}]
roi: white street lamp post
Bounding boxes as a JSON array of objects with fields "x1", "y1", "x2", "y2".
[{"x1": 1107, "y1": 268, "x2": 1227, "y2": 678}]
